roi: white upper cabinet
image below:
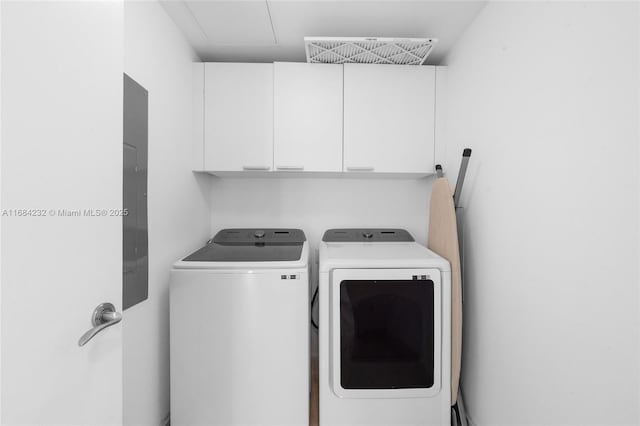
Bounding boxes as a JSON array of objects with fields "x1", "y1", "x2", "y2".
[
  {"x1": 343, "y1": 64, "x2": 436, "y2": 174},
  {"x1": 204, "y1": 63, "x2": 273, "y2": 171},
  {"x1": 273, "y1": 63, "x2": 343, "y2": 172},
  {"x1": 198, "y1": 62, "x2": 441, "y2": 176}
]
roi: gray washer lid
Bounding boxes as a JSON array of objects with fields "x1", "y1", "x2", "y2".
[
  {"x1": 322, "y1": 228, "x2": 414, "y2": 242},
  {"x1": 183, "y1": 228, "x2": 306, "y2": 262}
]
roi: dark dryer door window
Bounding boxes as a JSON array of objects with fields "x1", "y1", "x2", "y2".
[{"x1": 340, "y1": 279, "x2": 435, "y2": 390}]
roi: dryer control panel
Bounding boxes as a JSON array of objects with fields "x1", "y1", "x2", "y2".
[{"x1": 322, "y1": 228, "x2": 414, "y2": 243}]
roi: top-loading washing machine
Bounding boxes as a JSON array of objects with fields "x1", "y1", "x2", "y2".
[
  {"x1": 318, "y1": 228, "x2": 451, "y2": 426},
  {"x1": 170, "y1": 228, "x2": 310, "y2": 426}
]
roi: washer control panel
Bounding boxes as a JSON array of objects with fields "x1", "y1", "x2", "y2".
[
  {"x1": 183, "y1": 228, "x2": 306, "y2": 262},
  {"x1": 213, "y1": 228, "x2": 306, "y2": 245}
]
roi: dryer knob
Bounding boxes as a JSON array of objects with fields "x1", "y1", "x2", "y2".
[
  {"x1": 362, "y1": 231, "x2": 373, "y2": 239},
  {"x1": 254, "y1": 230, "x2": 266, "y2": 239}
]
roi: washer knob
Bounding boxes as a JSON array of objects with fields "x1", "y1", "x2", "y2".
[
  {"x1": 362, "y1": 231, "x2": 373, "y2": 239},
  {"x1": 254, "y1": 230, "x2": 266, "y2": 239}
]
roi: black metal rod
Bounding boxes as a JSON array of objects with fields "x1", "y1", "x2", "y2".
[{"x1": 453, "y1": 148, "x2": 472, "y2": 207}]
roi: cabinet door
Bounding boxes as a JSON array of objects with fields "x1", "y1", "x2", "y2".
[
  {"x1": 273, "y1": 63, "x2": 343, "y2": 172},
  {"x1": 204, "y1": 63, "x2": 273, "y2": 171},
  {"x1": 344, "y1": 64, "x2": 435, "y2": 174}
]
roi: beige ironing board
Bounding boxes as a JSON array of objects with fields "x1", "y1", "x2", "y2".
[{"x1": 428, "y1": 177, "x2": 462, "y2": 406}]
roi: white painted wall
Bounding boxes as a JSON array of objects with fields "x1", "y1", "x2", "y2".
[
  {"x1": 444, "y1": 2, "x2": 639, "y2": 425},
  {"x1": 0, "y1": 1, "x2": 3, "y2": 420},
  {"x1": 209, "y1": 176, "x2": 433, "y2": 283},
  {"x1": 209, "y1": 178, "x2": 432, "y2": 246},
  {"x1": 124, "y1": 2, "x2": 211, "y2": 425}
]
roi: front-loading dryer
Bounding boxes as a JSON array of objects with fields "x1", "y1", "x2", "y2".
[
  {"x1": 170, "y1": 228, "x2": 309, "y2": 426},
  {"x1": 319, "y1": 229, "x2": 451, "y2": 426}
]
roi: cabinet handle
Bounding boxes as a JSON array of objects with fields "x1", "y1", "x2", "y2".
[
  {"x1": 276, "y1": 166, "x2": 304, "y2": 171},
  {"x1": 242, "y1": 165, "x2": 271, "y2": 171},
  {"x1": 346, "y1": 166, "x2": 375, "y2": 172}
]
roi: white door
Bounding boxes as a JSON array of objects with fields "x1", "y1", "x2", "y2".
[
  {"x1": 1, "y1": 2, "x2": 123, "y2": 425},
  {"x1": 204, "y1": 63, "x2": 274, "y2": 172},
  {"x1": 273, "y1": 62, "x2": 343, "y2": 172},
  {"x1": 343, "y1": 64, "x2": 436, "y2": 174}
]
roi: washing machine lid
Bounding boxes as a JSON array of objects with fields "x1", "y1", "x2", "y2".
[
  {"x1": 322, "y1": 228, "x2": 414, "y2": 242},
  {"x1": 182, "y1": 228, "x2": 306, "y2": 262}
]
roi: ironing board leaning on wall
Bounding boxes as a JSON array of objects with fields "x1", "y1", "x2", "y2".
[
  {"x1": 428, "y1": 175, "x2": 462, "y2": 405},
  {"x1": 427, "y1": 149, "x2": 471, "y2": 410}
]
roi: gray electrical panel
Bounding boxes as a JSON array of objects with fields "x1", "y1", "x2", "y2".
[{"x1": 123, "y1": 74, "x2": 148, "y2": 310}]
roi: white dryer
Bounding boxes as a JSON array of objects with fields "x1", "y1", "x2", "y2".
[
  {"x1": 319, "y1": 229, "x2": 451, "y2": 426},
  {"x1": 170, "y1": 228, "x2": 309, "y2": 426}
]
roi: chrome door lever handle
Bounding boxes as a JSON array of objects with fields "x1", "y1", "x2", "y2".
[{"x1": 78, "y1": 302, "x2": 122, "y2": 347}]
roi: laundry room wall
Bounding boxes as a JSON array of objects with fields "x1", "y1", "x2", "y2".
[
  {"x1": 124, "y1": 2, "x2": 211, "y2": 425},
  {"x1": 443, "y1": 2, "x2": 639, "y2": 425},
  {"x1": 209, "y1": 176, "x2": 433, "y2": 285},
  {"x1": 0, "y1": 1, "x2": 3, "y2": 420}
]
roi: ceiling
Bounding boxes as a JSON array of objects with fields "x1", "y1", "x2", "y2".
[{"x1": 160, "y1": 0, "x2": 487, "y2": 65}]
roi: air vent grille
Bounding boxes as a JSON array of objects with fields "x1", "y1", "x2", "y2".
[{"x1": 305, "y1": 37, "x2": 436, "y2": 65}]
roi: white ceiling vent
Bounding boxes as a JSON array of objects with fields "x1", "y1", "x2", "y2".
[{"x1": 304, "y1": 37, "x2": 437, "y2": 65}]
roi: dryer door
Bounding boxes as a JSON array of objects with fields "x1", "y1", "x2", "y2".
[{"x1": 330, "y1": 268, "x2": 442, "y2": 398}]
